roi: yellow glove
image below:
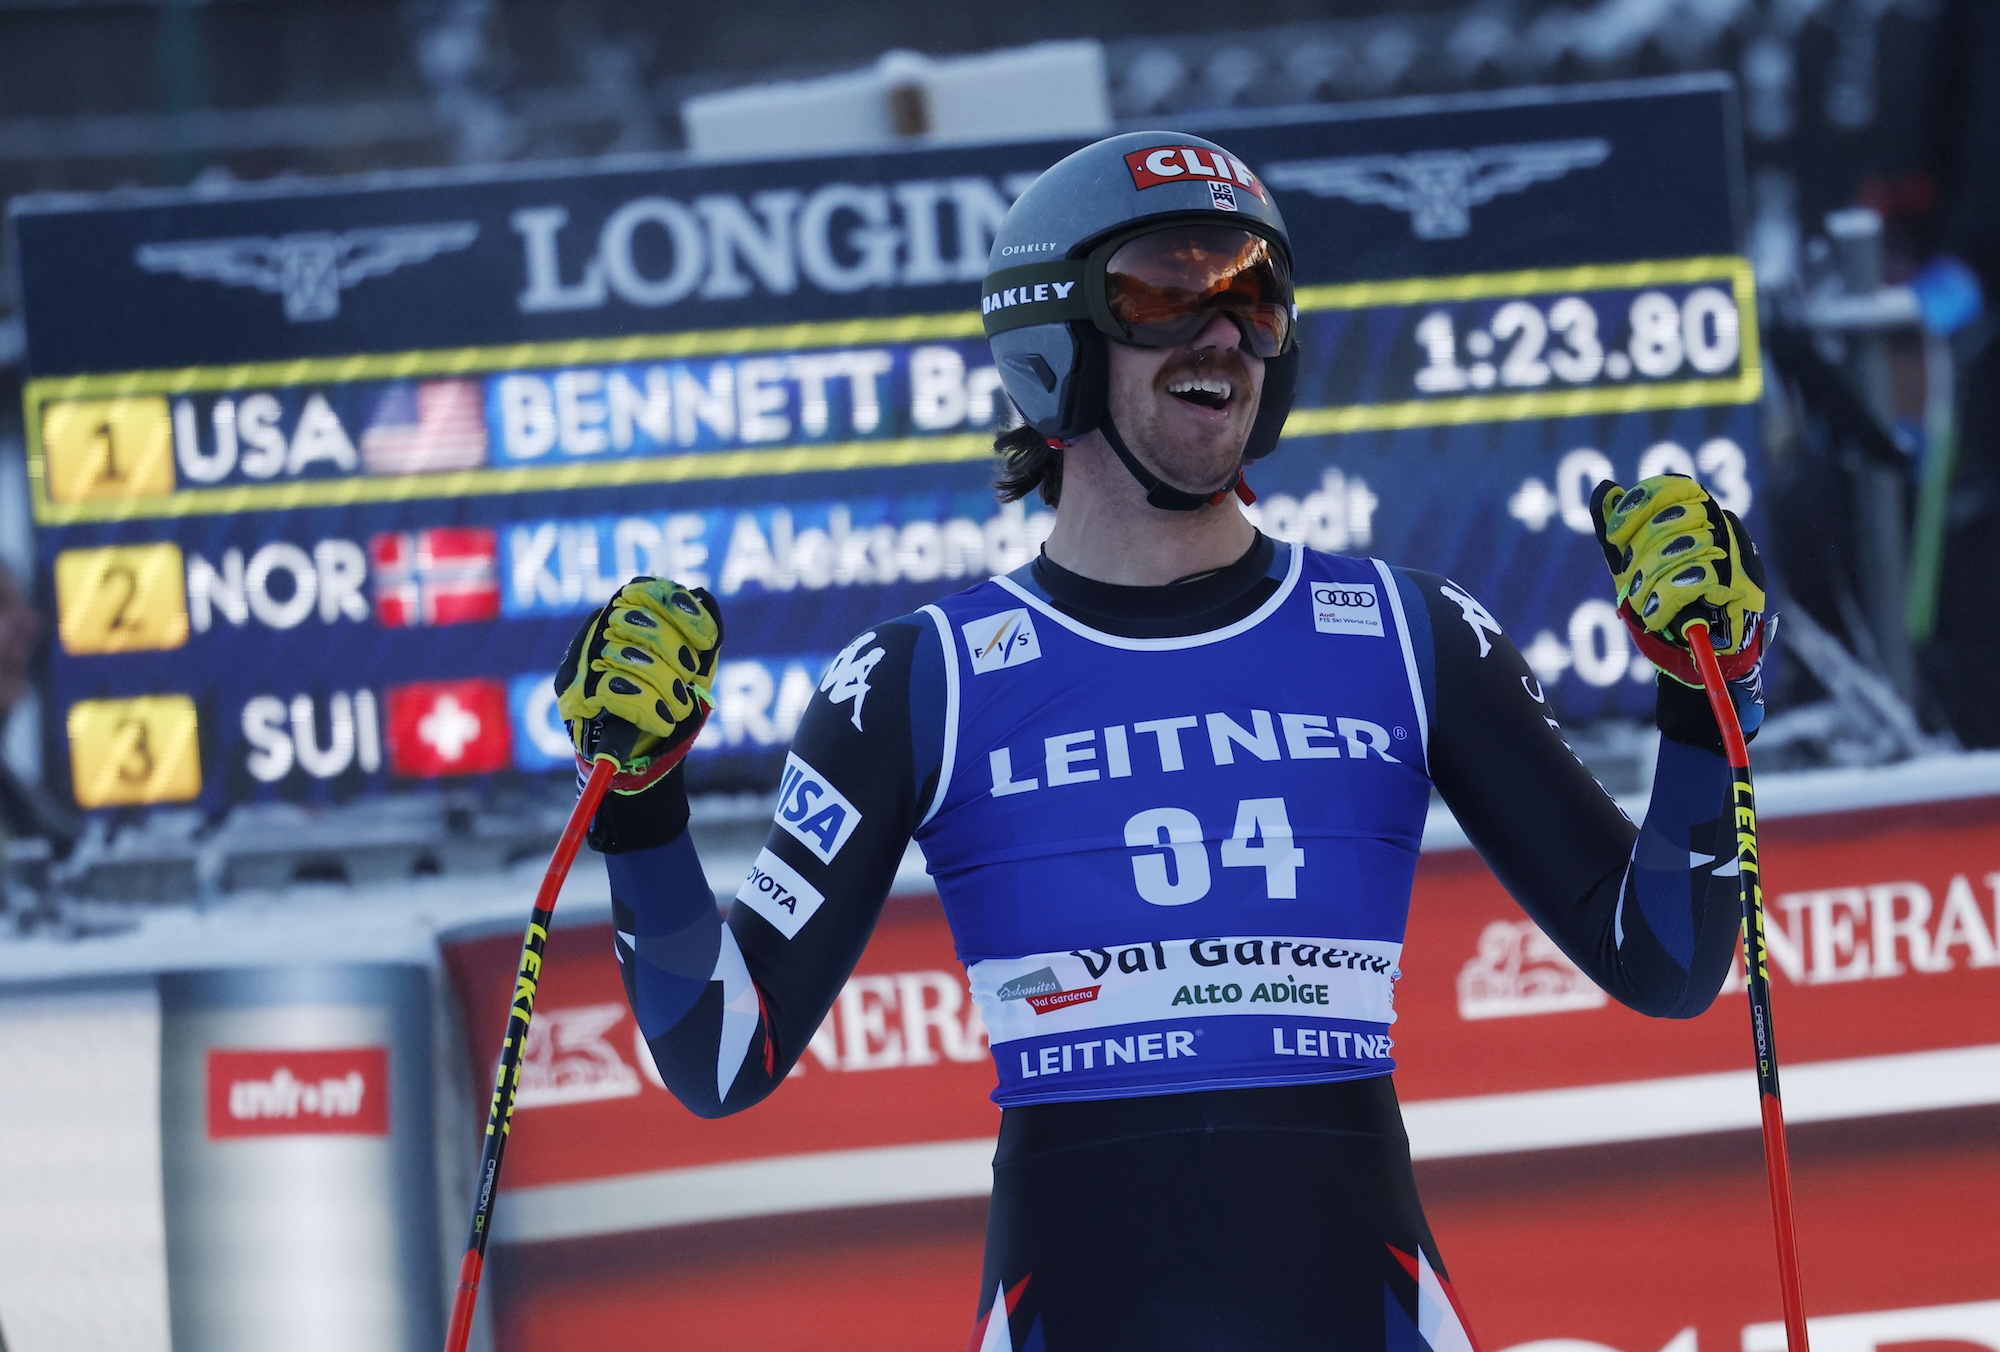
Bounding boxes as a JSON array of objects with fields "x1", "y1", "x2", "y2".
[
  {"x1": 1589, "y1": 474, "x2": 1768, "y2": 686},
  {"x1": 553, "y1": 578, "x2": 722, "y2": 793}
]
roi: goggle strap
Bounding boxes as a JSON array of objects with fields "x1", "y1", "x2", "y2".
[{"x1": 980, "y1": 261, "x2": 1093, "y2": 337}]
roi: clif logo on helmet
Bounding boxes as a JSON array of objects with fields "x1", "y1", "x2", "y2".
[{"x1": 1125, "y1": 146, "x2": 1267, "y2": 199}]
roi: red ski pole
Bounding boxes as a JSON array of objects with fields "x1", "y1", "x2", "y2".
[
  {"x1": 1683, "y1": 619, "x2": 1810, "y2": 1352},
  {"x1": 443, "y1": 721, "x2": 633, "y2": 1352}
]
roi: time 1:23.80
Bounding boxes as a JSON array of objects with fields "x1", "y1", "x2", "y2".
[{"x1": 1411, "y1": 286, "x2": 1742, "y2": 395}]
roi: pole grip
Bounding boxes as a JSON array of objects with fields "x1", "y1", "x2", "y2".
[{"x1": 591, "y1": 714, "x2": 642, "y2": 770}]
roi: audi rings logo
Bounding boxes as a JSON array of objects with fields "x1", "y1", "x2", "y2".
[
  {"x1": 1313, "y1": 580, "x2": 1385, "y2": 637},
  {"x1": 1313, "y1": 585, "x2": 1376, "y2": 609}
]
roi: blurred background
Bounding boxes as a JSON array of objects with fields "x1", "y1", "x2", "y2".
[{"x1": 0, "y1": 0, "x2": 1997, "y2": 1349}]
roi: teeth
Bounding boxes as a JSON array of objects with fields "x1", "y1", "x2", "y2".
[{"x1": 1167, "y1": 377, "x2": 1232, "y2": 399}]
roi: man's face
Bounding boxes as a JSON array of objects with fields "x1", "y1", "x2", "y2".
[{"x1": 1103, "y1": 312, "x2": 1265, "y2": 497}]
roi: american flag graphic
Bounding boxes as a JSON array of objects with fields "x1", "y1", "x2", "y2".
[
  {"x1": 370, "y1": 526, "x2": 500, "y2": 627},
  {"x1": 358, "y1": 379, "x2": 488, "y2": 475}
]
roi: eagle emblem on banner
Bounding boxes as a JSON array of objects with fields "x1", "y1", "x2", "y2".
[
  {"x1": 134, "y1": 221, "x2": 479, "y2": 322},
  {"x1": 1263, "y1": 138, "x2": 1611, "y2": 240}
]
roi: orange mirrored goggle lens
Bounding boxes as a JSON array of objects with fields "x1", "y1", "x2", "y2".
[{"x1": 1102, "y1": 226, "x2": 1293, "y2": 358}]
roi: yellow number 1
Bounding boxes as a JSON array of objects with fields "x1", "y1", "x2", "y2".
[{"x1": 41, "y1": 398, "x2": 176, "y2": 504}]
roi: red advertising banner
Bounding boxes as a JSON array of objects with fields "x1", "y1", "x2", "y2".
[
  {"x1": 442, "y1": 895, "x2": 1001, "y2": 1188},
  {"x1": 442, "y1": 793, "x2": 2000, "y2": 1351},
  {"x1": 205, "y1": 1045, "x2": 391, "y2": 1139},
  {"x1": 1395, "y1": 795, "x2": 2000, "y2": 1105}
]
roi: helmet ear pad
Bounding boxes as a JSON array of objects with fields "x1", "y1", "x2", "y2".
[
  {"x1": 990, "y1": 322, "x2": 1104, "y2": 441},
  {"x1": 1244, "y1": 341, "x2": 1298, "y2": 463}
]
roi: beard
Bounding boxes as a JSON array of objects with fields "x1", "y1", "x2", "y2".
[{"x1": 1107, "y1": 345, "x2": 1264, "y2": 495}]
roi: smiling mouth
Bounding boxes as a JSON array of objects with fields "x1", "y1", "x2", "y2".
[{"x1": 1166, "y1": 375, "x2": 1233, "y2": 411}]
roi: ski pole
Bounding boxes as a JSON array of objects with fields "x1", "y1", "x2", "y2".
[
  {"x1": 443, "y1": 720, "x2": 635, "y2": 1352},
  {"x1": 1683, "y1": 619, "x2": 1810, "y2": 1352}
]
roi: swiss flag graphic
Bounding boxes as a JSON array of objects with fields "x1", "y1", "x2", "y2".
[
  {"x1": 385, "y1": 679, "x2": 511, "y2": 777},
  {"x1": 370, "y1": 527, "x2": 500, "y2": 627}
]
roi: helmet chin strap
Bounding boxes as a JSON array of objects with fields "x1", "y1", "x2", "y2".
[{"x1": 1097, "y1": 415, "x2": 1251, "y2": 512}]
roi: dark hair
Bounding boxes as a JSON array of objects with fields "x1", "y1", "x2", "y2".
[{"x1": 994, "y1": 418, "x2": 1064, "y2": 507}]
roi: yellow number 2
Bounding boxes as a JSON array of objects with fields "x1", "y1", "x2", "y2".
[
  {"x1": 66, "y1": 696, "x2": 202, "y2": 808},
  {"x1": 54, "y1": 544, "x2": 190, "y2": 655}
]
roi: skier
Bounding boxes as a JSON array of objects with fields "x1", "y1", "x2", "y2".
[{"x1": 552, "y1": 130, "x2": 1770, "y2": 1349}]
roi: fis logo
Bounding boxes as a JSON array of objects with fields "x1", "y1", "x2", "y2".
[
  {"x1": 735, "y1": 847, "x2": 826, "y2": 939},
  {"x1": 384, "y1": 678, "x2": 511, "y2": 777},
  {"x1": 775, "y1": 754, "x2": 862, "y2": 863},
  {"x1": 371, "y1": 527, "x2": 500, "y2": 627},
  {"x1": 1312, "y1": 582, "x2": 1384, "y2": 637},
  {"x1": 1124, "y1": 146, "x2": 1267, "y2": 198},
  {"x1": 963, "y1": 607, "x2": 1041, "y2": 674}
]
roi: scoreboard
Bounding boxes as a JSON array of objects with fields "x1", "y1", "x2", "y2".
[{"x1": 12, "y1": 73, "x2": 1758, "y2": 815}]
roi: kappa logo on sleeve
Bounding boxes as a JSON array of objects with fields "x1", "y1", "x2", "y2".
[
  {"x1": 819, "y1": 631, "x2": 885, "y2": 732},
  {"x1": 962, "y1": 608, "x2": 1041, "y2": 674},
  {"x1": 774, "y1": 754, "x2": 862, "y2": 864},
  {"x1": 735, "y1": 847, "x2": 826, "y2": 939},
  {"x1": 1439, "y1": 580, "x2": 1503, "y2": 657},
  {"x1": 1312, "y1": 582, "x2": 1384, "y2": 637}
]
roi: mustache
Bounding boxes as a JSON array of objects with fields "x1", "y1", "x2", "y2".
[{"x1": 1153, "y1": 347, "x2": 1255, "y2": 392}]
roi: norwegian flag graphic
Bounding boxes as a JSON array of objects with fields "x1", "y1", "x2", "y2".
[
  {"x1": 370, "y1": 527, "x2": 499, "y2": 627},
  {"x1": 385, "y1": 679, "x2": 511, "y2": 777},
  {"x1": 358, "y1": 379, "x2": 489, "y2": 475}
]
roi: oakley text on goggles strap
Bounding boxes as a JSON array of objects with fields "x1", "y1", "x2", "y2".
[{"x1": 981, "y1": 260, "x2": 1093, "y2": 333}]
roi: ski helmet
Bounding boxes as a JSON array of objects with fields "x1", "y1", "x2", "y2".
[{"x1": 982, "y1": 130, "x2": 1299, "y2": 510}]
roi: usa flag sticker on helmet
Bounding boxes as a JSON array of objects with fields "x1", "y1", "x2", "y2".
[{"x1": 1124, "y1": 146, "x2": 1266, "y2": 198}]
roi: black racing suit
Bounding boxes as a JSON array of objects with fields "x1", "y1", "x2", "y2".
[{"x1": 598, "y1": 534, "x2": 1746, "y2": 1349}]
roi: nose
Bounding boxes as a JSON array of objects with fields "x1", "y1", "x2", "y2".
[{"x1": 1187, "y1": 310, "x2": 1247, "y2": 353}]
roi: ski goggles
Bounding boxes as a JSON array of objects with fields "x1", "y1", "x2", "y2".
[
  {"x1": 980, "y1": 222, "x2": 1295, "y2": 359},
  {"x1": 1096, "y1": 224, "x2": 1294, "y2": 358}
]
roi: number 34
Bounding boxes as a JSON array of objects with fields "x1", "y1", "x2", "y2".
[{"x1": 1123, "y1": 798, "x2": 1305, "y2": 905}]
